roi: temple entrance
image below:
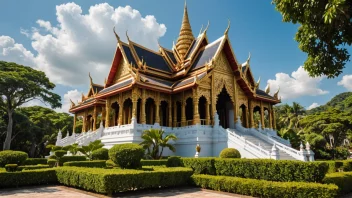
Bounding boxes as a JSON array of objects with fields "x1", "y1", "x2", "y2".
[
  {"x1": 111, "y1": 102, "x2": 120, "y2": 126},
  {"x1": 123, "y1": 99, "x2": 132, "y2": 125},
  {"x1": 185, "y1": 98, "x2": 193, "y2": 125},
  {"x1": 198, "y1": 96, "x2": 207, "y2": 125},
  {"x1": 160, "y1": 101, "x2": 168, "y2": 126},
  {"x1": 253, "y1": 106, "x2": 261, "y2": 128},
  {"x1": 146, "y1": 98, "x2": 156, "y2": 124},
  {"x1": 216, "y1": 88, "x2": 234, "y2": 129},
  {"x1": 240, "y1": 104, "x2": 247, "y2": 128}
]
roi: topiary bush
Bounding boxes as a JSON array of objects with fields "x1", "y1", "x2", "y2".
[
  {"x1": 167, "y1": 156, "x2": 182, "y2": 167},
  {"x1": 48, "y1": 155, "x2": 58, "y2": 160},
  {"x1": 5, "y1": 164, "x2": 18, "y2": 172},
  {"x1": 47, "y1": 159, "x2": 57, "y2": 167},
  {"x1": 219, "y1": 148, "x2": 241, "y2": 158},
  {"x1": 55, "y1": 150, "x2": 67, "y2": 158},
  {"x1": 63, "y1": 160, "x2": 106, "y2": 168},
  {"x1": 17, "y1": 165, "x2": 50, "y2": 171},
  {"x1": 108, "y1": 143, "x2": 144, "y2": 169},
  {"x1": 92, "y1": 148, "x2": 109, "y2": 160},
  {"x1": 0, "y1": 150, "x2": 28, "y2": 167},
  {"x1": 22, "y1": 158, "x2": 48, "y2": 165},
  {"x1": 106, "y1": 159, "x2": 117, "y2": 167}
]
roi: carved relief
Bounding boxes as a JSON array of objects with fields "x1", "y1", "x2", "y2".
[
  {"x1": 214, "y1": 52, "x2": 233, "y2": 74},
  {"x1": 214, "y1": 73, "x2": 234, "y2": 103},
  {"x1": 114, "y1": 59, "x2": 130, "y2": 83},
  {"x1": 121, "y1": 90, "x2": 132, "y2": 103},
  {"x1": 183, "y1": 90, "x2": 193, "y2": 102},
  {"x1": 145, "y1": 89, "x2": 157, "y2": 101},
  {"x1": 198, "y1": 87, "x2": 211, "y2": 102},
  {"x1": 160, "y1": 92, "x2": 169, "y2": 103}
]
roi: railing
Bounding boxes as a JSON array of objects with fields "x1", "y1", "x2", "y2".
[
  {"x1": 200, "y1": 119, "x2": 207, "y2": 125},
  {"x1": 267, "y1": 136, "x2": 303, "y2": 160}
]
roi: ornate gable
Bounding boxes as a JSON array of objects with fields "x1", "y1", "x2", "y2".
[
  {"x1": 113, "y1": 58, "x2": 131, "y2": 83},
  {"x1": 214, "y1": 51, "x2": 233, "y2": 74}
]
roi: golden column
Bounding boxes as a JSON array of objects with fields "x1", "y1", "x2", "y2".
[
  {"x1": 249, "y1": 101, "x2": 254, "y2": 128},
  {"x1": 118, "y1": 98, "x2": 123, "y2": 125},
  {"x1": 141, "y1": 90, "x2": 146, "y2": 124},
  {"x1": 181, "y1": 100, "x2": 186, "y2": 126},
  {"x1": 245, "y1": 106, "x2": 249, "y2": 128},
  {"x1": 193, "y1": 97, "x2": 200, "y2": 124},
  {"x1": 269, "y1": 105, "x2": 273, "y2": 129},
  {"x1": 173, "y1": 101, "x2": 177, "y2": 127},
  {"x1": 272, "y1": 105, "x2": 276, "y2": 130},
  {"x1": 205, "y1": 101, "x2": 210, "y2": 125},
  {"x1": 168, "y1": 99, "x2": 172, "y2": 127},
  {"x1": 233, "y1": 78, "x2": 238, "y2": 123},
  {"x1": 73, "y1": 114, "x2": 77, "y2": 133},
  {"x1": 155, "y1": 100, "x2": 160, "y2": 124},
  {"x1": 93, "y1": 106, "x2": 97, "y2": 131},
  {"x1": 132, "y1": 98, "x2": 138, "y2": 119},
  {"x1": 105, "y1": 98, "x2": 110, "y2": 128},
  {"x1": 260, "y1": 102, "x2": 265, "y2": 129}
]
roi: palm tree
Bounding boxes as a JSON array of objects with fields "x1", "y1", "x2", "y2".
[{"x1": 140, "y1": 128, "x2": 178, "y2": 159}]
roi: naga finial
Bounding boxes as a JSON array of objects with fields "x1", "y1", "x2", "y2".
[
  {"x1": 203, "y1": 20, "x2": 210, "y2": 33},
  {"x1": 113, "y1": 26, "x2": 120, "y2": 41},
  {"x1": 274, "y1": 87, "x2": 280, "y2": 100},
  {"x1": 255, "y1": 77, "x2": 261, "y2": 89},
  {"x1": 126, "y1": 30, "x2": 130, "y2": 42},
  {"x1": 247, "y1": 52, "x2": 251, "y2": 63},
  {"x1": 88, "y1": 72, "x2": 93, "y2": 85},
  {"x1": 198, "y1": 24, "x2": 204, "y2": 36},
  {"x1": 70, "y1": 99, "x2": 75, "y2": 108},
  {"x1": 265, "y1": 83, "x2": 270, "y2": 94},
  {"x1": 224, "y1": 19, "x2": 230, "y2": 35}
]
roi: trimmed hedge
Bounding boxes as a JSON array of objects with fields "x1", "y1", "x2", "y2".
[
  {"x1": 59, "y1": 156, "x2": 86, "y2": 166},
  {"x1": 56, "y1": 166, "x2": 193, "y2": 195},
  {"x1": 0, "y1": 150, "x2": 28, "y2": 167},
  {"x1": 48, "y1": 159, "x2": 57, "y2": 167},
  {"x1": 22, "y1": 158, "x2": 48, "y2": 165},
  {"x1": 323, "y1": 172, "x2": 352, "y2": 195},
  {"x1": 106, "y1": 159, "x2": 117, "y2": 167},
  {"x1": 341, "y1": 160, "x2": 352, "y2": 171},
  {"x1": 92, "y1": 148, "x2": 109, "y2": 160},
  {"x1": 109, "y1": 143, "x2": 144, "y2": 169},
  {"x1": 63, "y1": 160, "x2": 106, "y2": 168},
  {"x1": 219, "y1": 148, "x2": 241, "y2": 158},
  {"x1": 0, "y1": 169, "x2": 57, "y2": 188},
  {"x1": 5, "y1": 164, "x2": 18, "y2": 172},
  {"x1": 181, "y1": 158, "x2": 216, "y2": 175},
  {"x1": 191, "y1": 174, "x2": 338, "y2": 198},
  {"x1": 141, "y1": 160, "x2": 167, "y2": 166},
  {"x1": 320, "y1": 161, "x2": 344, "y2": 173},
  {"x1": 18, "y1": 165, "x2": 50, "y2": 171},
  {"x1": 167, "y1": 156, "x2": 182, "y2": 167}
]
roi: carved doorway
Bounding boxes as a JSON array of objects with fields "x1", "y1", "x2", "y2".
[{"x1": 216, "y1": 87, "x2": 234, "y2": 129}]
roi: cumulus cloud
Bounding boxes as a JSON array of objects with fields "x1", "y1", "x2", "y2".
[
  {"x1": 59, "y1": 89, "x2": 82, "y2": 113},
  {"x1": 337, "y1": 75, "x2": 352, "y2": 91},
  {"x1": 0, "y1": 3, "x2": 166, "y2": 86},
  {"x1": 267, "y1": 66, "x2": 329, "y2": 100},
  {"x1": 307, "y1": 102, "x2": 320, "y2": 110}
]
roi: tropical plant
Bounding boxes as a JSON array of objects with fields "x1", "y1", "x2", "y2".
[
  {"x1": 67, "y1": 143, "x2": 80, "y2": 156},
  {"x1": 80, "y1": 140, "x2": 104, "y2": 160},
  {"x1": 140, "y1": 128, "x2": 177, "y2": 159}
]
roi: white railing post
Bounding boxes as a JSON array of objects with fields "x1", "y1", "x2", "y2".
[
  {"x1": 306, "y1": 142, "x2": 315, "y2": 161},
  {"x1": 299, "y1": 142, "x2": 307, "y2": 161},
  {"x1": 56, "y1": 129, "x2": 62, "y2": 146},
  {"x1": 270, "y1": 143, "x2": 279, "y2": 160}
]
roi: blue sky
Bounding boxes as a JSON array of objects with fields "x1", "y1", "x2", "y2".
[{"x1": 0, "y1": 0, "x2": 351, "y2": 112}]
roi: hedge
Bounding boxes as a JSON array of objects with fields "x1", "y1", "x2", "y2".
[
  {"x1": 341, "y1": 160, "x2": 352, "y2": 171},
  {"x1": 0, "y1": 150, "x2": 28, "y2": 167},
  {"x1": 63, "y1": 160, "x2": 106, "y2": 168},
  {"x1": 191, "y1": 174, "x2": 338, "y2": 198},
  {"x1": 323, "y1": 172, "x2": 352, "y2": 195},
  {"x1": 320, "y1": 161, "x2": 344, "y2": 173},
  {"x1": 181, "y1": 158, "x2": 216, "y2": 175},
  {"x1": 18, "y1": 165, "x2": 50, "y2": 171},
  {"x1": 108, "y1": 143, "x2": 144, "y2": 169},
  {"x1": 141, "y1": 160, "x2": 167, "y2": 166},
  {"x1": 22, "y1": 158, "x2": 48, "y2": 165},
  {"x1": 106, "y1": 159, "x2": 117, "y2": 167},
  {"x1": 92, "y1": 148, "x2": 109, "y2": 160},
  {"x1": 0, "y1": 169, "x2": 57, "y2": 188},
  {"x1": 56, "y1": 166, "x2": 193, "y2": 195},
  {"x1": 167, "y1": 156, "x2": 182, "y2": 167},
  {"x1": 59, "y1": 156, "x2": 86, "y2": 166}
]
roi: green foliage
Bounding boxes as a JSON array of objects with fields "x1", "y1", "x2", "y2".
[
  {"x1": 219, "y1": 148, "x2": 241, "y2": 158},
  {"x1": 5, "y1": 164, "x2": 18, "y2": 172},
  {"x1": 214, "y1": 159, "x2": 329, "y2": 182},
  {"x1": 140, "y1": 129, "x2": 177, "y2": 159},
  {"x1": 66, "y1": 143, "x2": 80, "y2": 155},
  {"x1": 181, "y1": 158, "x2": 216, "y2": 175},
  {"x1": 22, "y1": 158, "x2": 48, "y2": 165},
  {"x1": 48, "y1": 155, "x2": 57, "y2": 160},
  {"x1": 47, "y1": 159, "x2": 57, "y2": 167},
  {"x1": 106, "y1": 159, "x2": 117, "y2": 167},
  {"x1": 308, "y1": 92, "x2": 352, "y2": 114},
  {"x1": 141, "y1": 159, "x2": 167, "y2": 166},
  {"x1": 191, "y1": 174, "x2": 338, "y2": 198},
  {"x1": 91, "y1": 148, "x2": 109, "y2": 160},
  {"x1": 59, "y1": 156, "x2": 86, "y2": 166},
  {"x1": 167, "y1": 156, "x2": 182, "y2": 167},
  {"x1": 56, "y1": 166, "x2": 193, "y2": 195},
  {"x1": 17, "y1": 165, "x2": 50, "y2": 171},
  {"x1": 0, "y1": 61, "x2": 61, "y2": 150},
  {"x1": 52, "y1": 146, "x2": 63, "y2": 151},
  {"x1": 341, "y1": 160, "x2": 352, "y2": 171},
  {"x1": 0, "y1": 150, "x2": 28, "y2": 167},
  {"x1": 80, "y1": 140, "x2": 104, "y2": 160},
  {"x1": 54, "y1": 150, "x2": 67, "y2": 158},
  {"x1": 63, "y1": 160, "x2": 106, "y2": 168},
  {"x1": 272, "y1": 0, "x2": 352, "y2": 78},
  {"x1": 109, "y1": 143, "x2": 144, "y2": 169},
  {"x1": 323, "y1": 172, "x2": 352, "y2": 195},
  {"x1": 0, "y1": 169, "x2": 57, "y2": 188},
  {"x1": 320, "y1": 161, "x2": 344, "y2": 173}
]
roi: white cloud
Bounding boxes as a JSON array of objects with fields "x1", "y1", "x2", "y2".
[
  {"x1": 307, "y1": 102, "x2": 320, "y2": 110},
  {"x1": 268, "y1": 66, "x2": 329, "y2": 100},
  {"x1": 0, "y1": 3, "x2": 166, "y2": 86},
  {"x1": 337, "y1": 75, "x2": 352, "y2": 91},
  {"x1": 59, "y1": 89, "x2": 83, "y2": 113}
]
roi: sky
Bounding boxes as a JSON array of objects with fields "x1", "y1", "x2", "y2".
[{"x1": 0, "y1": 0, "x2": 351, "y2": 113}]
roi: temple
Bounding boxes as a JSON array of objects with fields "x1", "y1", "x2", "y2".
[{"x1": 59, "y1": 3, "x2": 314, "y2": 161}]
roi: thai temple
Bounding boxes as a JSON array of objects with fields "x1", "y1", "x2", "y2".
[{"x1": 56, "y1": 3, "x2": 314, "y2": 161}]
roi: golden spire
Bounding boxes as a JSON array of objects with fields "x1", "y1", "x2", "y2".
[{"x1": 176, "y1": 1, "x2": 194, "y2": 60}]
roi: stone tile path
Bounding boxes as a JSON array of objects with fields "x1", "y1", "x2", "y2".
[{"x1": 0, "y1": 186, "x2": 251, "y2": 198}]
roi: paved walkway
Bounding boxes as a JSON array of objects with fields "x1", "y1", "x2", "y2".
[{"x1": 0, "y1": 186, "x2": 251, "y2": 198}]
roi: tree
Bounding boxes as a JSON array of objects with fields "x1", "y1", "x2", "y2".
[
  {"x1": 140, "y1": 129, "x2": 177, "y2": 159},
  {"x1": 0, "y1": 61, "x2": 61, "y2": 150},
  {"x1": 80, "y1": 140, "x2": 104, "y2": 160},
  {"x1": 272, "y1": 0, "x2": 352, "y2": 78}
]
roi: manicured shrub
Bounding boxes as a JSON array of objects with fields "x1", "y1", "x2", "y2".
[
  {"x1": 341, "y1": 160, "x2": 352, "y2": 171},
  {"x1": 167, "y1": 156, "x2": 182, "y2": 167},
  {"x1": 47, "y1": 159, "x2": 57, "y2": 167},
  {"x1": 141, "y1": 160, "x2": 167, "y2": 166},
  {"x1": 181, "y1": 158, "x2": 216, "y2": 175},
  {"x1": 323, "y1": 172, "x2": 352, "y2": 195},
  {"x1": 18, "y1": 165, "x2": 50, "y2": 171},
  {"x1": 219, "y1": 148, "x2": 241, "y2": 158},
  {"x1": 214, "y1": 158, "x2": 329, "y2": 182},
  {"x1": 106, "y1": 159, "x2": 117, "y2": 167},
  {"x1": 0, "y1": 169, "x2": 57, "y2": 188},
  {"x1": 55, "y1": 150, "x2": 67, "y2": 158},
  {"x1": 22, "y1": 158, "x2": 48, "y2": 165},
  {"x1": 63, "y1": 160, "x2": 106, "y2": 168},
  {"x1": 56, "y1": 166, "x2": 193, "y2": 195},
  {"x1": 51, "y1": 146, "x2": 63, "y2": 151},
  {"x1": 321, "y1": 161, "x2": 344, "y2": 173},
  {"x1": 48, "y1": 155, "x2": 58, "y2": 160},
  {"x1": 92, "y1": 148, "x2": 109, "y2": 160},
  {"x1": 108, "y1": 143, "x2": 144, "y2": 169},
  {"x1": 0, "y1": 150, "x2": 28, "y2": 167},
  {"x1": 5, "y1": 164, "x2": 18, "y2": 172},
  {"x1": 191, "y1": 174, "x2": 338, "y2": 198},
  {"x1": 59, "y1": 156, "x2": 86, "y2": 166}
]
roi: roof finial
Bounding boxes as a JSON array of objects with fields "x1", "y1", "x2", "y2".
[
  {"x1": 88, "y1": 72, "x2": 93, "y2": 85},
  {"x1": 203, "y1": 20, "x2": 210, "y2": 33},
  {"x1": 274, "y1": 87, "x2": 280, "y2": 100},
  {"x1": 224, "y1": 19, "x2": 230, "y2": 35},
  {"x1": 198, "y1": 24, "x2": 204, "y2": 36},
  {"x1": 247, "y1": 52, "x2": 251, "y2": 63},
  {"x1": 256, "y1": 77, "x2": 261, "y2": 86},
  {"x1": 126, "y1": 30, "x2": 130, "y2": 42},
  {"x1": 176, "y1": 0, "x2": 194, "y2": 59},
  {"x1": 113, "y1": 26, "x2": 120, "y2": 41},
  {"x1": 70, "y1": 99, "x2": 75, "y2": 108},
  {"x1": 265, "y1": 83, "x2": 270, "y2": 94}
]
